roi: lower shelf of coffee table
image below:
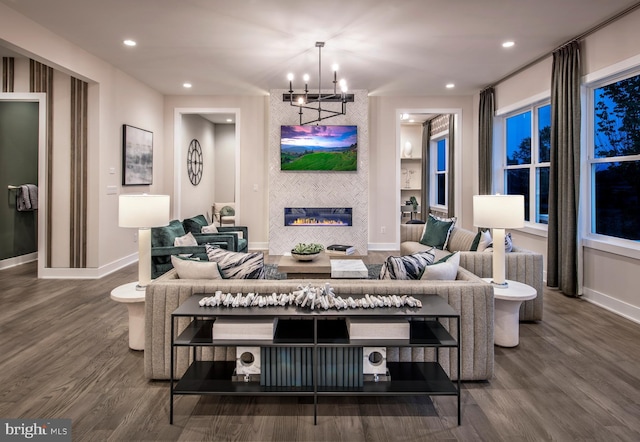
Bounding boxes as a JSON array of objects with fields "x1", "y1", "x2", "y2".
[{"x1": 173, "y1": 360, "x2": 457, "y2": 396}]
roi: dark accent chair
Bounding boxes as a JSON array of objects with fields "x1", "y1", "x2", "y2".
[{"x1": 150, "y1": 215, "x2": 249, "y2": 278}]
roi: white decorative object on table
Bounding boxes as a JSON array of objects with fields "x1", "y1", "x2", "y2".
[
  {"x1": 483, "y1": 278, "x2": 537, "y2": 347},
  {"x1": 331, "y1": 259, "x2": 368, "y2": 279},
  {"x1": 110, "y1": 282, "x2": 146, "y2": 350}
]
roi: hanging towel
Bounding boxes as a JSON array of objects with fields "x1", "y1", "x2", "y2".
[{"x1": 17, "y1": 184, "x2": 38, "y2": 211}]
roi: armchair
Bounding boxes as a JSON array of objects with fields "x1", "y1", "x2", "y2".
[
  {"x1": 182, "y1": 214, "x2": 248, "y2": 253},
  {"x1": 212, "y1": 202, "x2": 236, "y2": 226},
  {"x1": 150, "y1": 216, "x2": 248, "y2": 279}
]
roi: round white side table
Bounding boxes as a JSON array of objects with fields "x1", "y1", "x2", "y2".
[
  {"x1": 483, "y1": 278, "x2": 537, "y2": 347},
  {"x1": 110, "y1": 282, "x2": 146, "y2": 351}
]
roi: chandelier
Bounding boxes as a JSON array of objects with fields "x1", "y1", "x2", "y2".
[{"x1": 283, "y1": 42, "x2": 354, "y2": 125}]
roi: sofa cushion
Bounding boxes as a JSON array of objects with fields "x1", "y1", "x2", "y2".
[
  {"x1": 205, "y1": 245, "x2": 265, "y2": 279},
  {"x1": 379, "y1": 250, "x2": 435, "y2": 280},
  {"x1": 174, "y1": 232, "x2": 198, "y2": 257},
  {"x1": 446, "y1": 226, "x2": 477, "y2": 252},
  {"x1": 183, "y1": 214, "x2": 209, "y2": 235},
  {"x1": 419, "y1": 214, "x2": 456, "y2": 250},
  {"x1": 171, "y1": 256, "x2": 223, "y2": 279},
  {"x1": 420, "y1": 252, "x2": 460, "y2": 280}
]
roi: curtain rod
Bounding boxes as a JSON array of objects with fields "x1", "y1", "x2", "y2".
[{"x1": 487, "y1": 1, "x2": 640, "y2": 89}]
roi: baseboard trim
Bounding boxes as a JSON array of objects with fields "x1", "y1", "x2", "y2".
[
  {"x1": 38, "y1": 253, "x2": 138, "y2": 279},
  {"x1": 582, "y1": 287, "x2": 640, "y2": 325},
  {"x1": 367, "y1": 243, "x2": 398, "y2": 251},
  {"x1": 249, "y1": 242, "x2": 269, "y2": 251},
  {"x1": 0, "y1": 252, "x2": 38, "y2": 270}
]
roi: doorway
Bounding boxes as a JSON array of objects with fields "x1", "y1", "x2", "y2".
[{"x1": 173, "y1": 108, "x2": 240, "y2": 222}]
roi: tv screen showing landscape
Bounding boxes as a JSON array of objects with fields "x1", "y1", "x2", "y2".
[{"x1": 280, "y1": 125, "x2": 357, "y2": 171}]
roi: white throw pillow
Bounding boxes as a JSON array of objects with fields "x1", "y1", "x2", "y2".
[
  {"x1": 201, "y1": 223, "x2": 219, "y2": 233},
  {"x1": 173, "y1": 232, "x2": 198, "y2": 257},
  {"x1": 477, "y1": 230, "x2": 492, "y2": 252},
  {"x1": 420, "y1": 252, "x2": 460, "y2": 280},
  {"x1": 171, "y1": 256, "x2": 223, "y2": 279}
]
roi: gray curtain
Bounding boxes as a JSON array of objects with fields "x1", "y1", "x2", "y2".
[
  {"x1": 447, "y1": 114, "x2": 455, "y2": 217},
  {"x1": 547, "y1": 41, "x2": 581, "y2": 297},
  {"x1": 478, "y1": 87, "x2": 494, "y2": 195},
  {"x1": 420, "y1": 121, "x2": 432, "y2": 220}
]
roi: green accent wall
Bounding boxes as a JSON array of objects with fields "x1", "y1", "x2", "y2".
[{"x1": 0, "y1": 101, "x2": 39, "y2": 260}]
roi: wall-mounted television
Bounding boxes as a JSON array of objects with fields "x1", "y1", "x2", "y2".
[{"x1": 280, "y1": 125, "x2": 357, "y2": 171}]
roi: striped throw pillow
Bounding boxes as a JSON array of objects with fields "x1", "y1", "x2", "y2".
[
  {"x1": 379, "y1": 250, "x2": 435, "y2": 280},
  {"x1": 205, "y1": 245, "x2": 265, "y2": 279}
]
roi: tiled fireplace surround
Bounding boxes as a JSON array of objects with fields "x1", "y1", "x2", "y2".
[{"x1": 268, "y1": 89, "x2": 369, "y2": 255}]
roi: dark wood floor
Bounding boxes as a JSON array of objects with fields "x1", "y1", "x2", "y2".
[{"x1": 1, "y1": 256, "x2": 639, "y2": 441}]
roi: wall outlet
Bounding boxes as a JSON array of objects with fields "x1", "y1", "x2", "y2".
[
  {"x1": 133, "y1": 232, "x2": 138, "y2": 243},
  {"x1": 380, "y1": 226, "x2": 386, "y2": 234}
]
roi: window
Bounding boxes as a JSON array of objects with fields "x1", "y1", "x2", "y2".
[
  {"x1": 589, "y1": 73, "x2": 640, "y2": 241},
  {"x1": 503, "y1": 103, "x2": 550, "y2": 224},
  {"x1": 430, "y1": 135, "x2": 448, "y2": 209}
]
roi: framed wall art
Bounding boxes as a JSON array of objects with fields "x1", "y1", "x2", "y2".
[{"x1": 122, "y1": 124, "x2": 153, "y2": 185}]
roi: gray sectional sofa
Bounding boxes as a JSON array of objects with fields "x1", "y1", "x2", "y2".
[
  {"x1": 401, "y1": 223, "x2": 544, "y2": 321},
  {"x1": 145, "y1": 266, "x2": 495, "y2": 382}
]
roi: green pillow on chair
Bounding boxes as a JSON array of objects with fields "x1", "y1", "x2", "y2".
[{"x1": 419, "y1": 214, "x2": 456, "y2": 250}]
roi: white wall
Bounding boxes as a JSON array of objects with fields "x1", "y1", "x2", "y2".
[
  {"x1": 1, "y1": 2, "x2": 165, "y2": 277},
  {"x1": 163, "y1": 95, "x2": 268, "y2": 249},
  {"x1": 214, "y1": 124, "x2": 236, "y2": 203},
  {"x1": 490, "y1": 7, "x2": 640, "y2": 323},
  {"x1": 180, "y1": 114, "x2": 215, "y2": 218}
]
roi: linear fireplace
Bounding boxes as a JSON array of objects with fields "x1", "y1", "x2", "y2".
[{"x1": 284, "y1": 208, "x2": 352, "y2": 226}]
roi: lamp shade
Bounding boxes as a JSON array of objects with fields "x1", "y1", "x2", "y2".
[
  {"x1": 473, "y1": 194, "x2": 525, "y2": 229},
  {"x1": 119, "y1": 194, "x2": 170, "y2": 228}
]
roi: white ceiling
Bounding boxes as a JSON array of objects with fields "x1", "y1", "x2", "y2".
[{"x1": 1, "y1": 0, "x2": 639, "y2": 96}]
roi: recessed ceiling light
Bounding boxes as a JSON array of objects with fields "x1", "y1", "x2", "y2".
[
  {"x1": 446, "y1": 83, "x2": 455, "y2": 89},
  {"x1": 226, "y1": 119, "x2": 233, "y2": 123},
  {"x1": 502, "y1": 41, "x2": 515, "y2": 48},
  {"x1": 123, "y1": 39, "x2": 136, "y2": 47},
  {"x1": 409, "y1": 119, "x2": 415, "y2": 123},
  {"x1": 183, "y1": 83, "x2": 192, "y2": 88}
]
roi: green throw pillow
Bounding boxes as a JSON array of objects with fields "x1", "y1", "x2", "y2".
[
  {"x1": 419, "y1": 214, "x2": 456, "y2": 250},
  {"x1": 220, "y1": 206, "x2": 235, "y2": 217}
]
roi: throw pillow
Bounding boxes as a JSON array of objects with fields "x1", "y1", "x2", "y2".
[
  {"x1": 486, "y1": 232, "x2": 513, "y2": 253},
  {"x1": 477, "y1": 230, "x2": 492, "y2": 252},
  {"x1": 379, "y1": 250, "x2": 435, "y2": 280},
  {"x1": 205, "y1": 245, "x2": 265, "y2": 279},
  {"x1": 470, "y1": 229, "x2": 492, "y2": 252},
  {"x1": 220, "y1": 206, "x2": 235, "y2": 217},
  {"x1": 183, "y1": 215, "x2": 209, "y2": 235},
  {"x1": 174, "y1": 232, "x2": 198, "y2": 257},
  {"x1": 171, "y1": 255, "x2": 223, "y2": 279},
  {"x1": 419, "y1": 214, "x2": 457, "y2": 250},
  {"x1": 201, "y1": 223, "x2": 219, "y2": 234},
  {"x1": 420, "y1": 252, "x2": 460, "y2": 280}
]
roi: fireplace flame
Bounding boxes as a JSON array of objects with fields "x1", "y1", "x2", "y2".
[{"x1": 290, "y1": 217, "x2": 348, "y2": 226}]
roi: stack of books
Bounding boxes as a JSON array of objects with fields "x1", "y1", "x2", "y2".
[
  {"x1": 212, "y1": 318, "x2": 274, "y2": 340},
  {"x1": 348, "y1": 318, "x2": 410, "y2": 340},
  {"x1": 326, "y1": 244, "x2": 356, "y2": 255}
]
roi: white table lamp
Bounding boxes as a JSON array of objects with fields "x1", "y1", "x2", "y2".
[
  {"x1": 473, "y1": 194, "x2": 524, "y2": 287},
  {"x1": 119, "y1": 194, "x2": 170, "y2": 290}
]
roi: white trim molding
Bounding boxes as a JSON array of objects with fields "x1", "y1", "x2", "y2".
[{"x1": 582, "y1": 287, "x2": 640, "y2": 326}]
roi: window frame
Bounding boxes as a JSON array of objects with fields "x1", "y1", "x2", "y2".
[
  {"x1": 429, "y1": 130, "x2": 448, "y2": 212},
  {"x1": 585, "y1": 68, "x2": 640, "y2": 251},
  {"x1": 498, "y1": 100, "x2": 551, "y2": 229}
]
